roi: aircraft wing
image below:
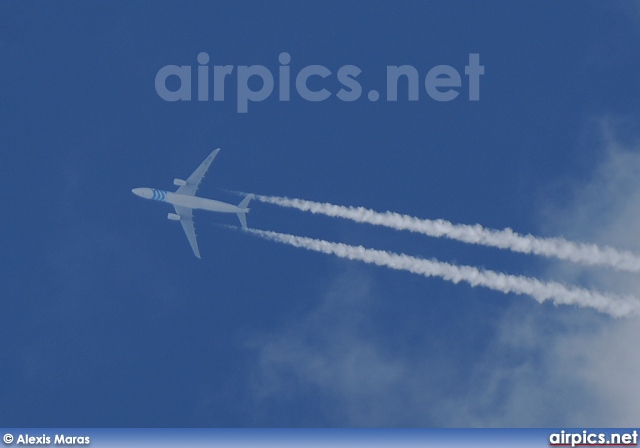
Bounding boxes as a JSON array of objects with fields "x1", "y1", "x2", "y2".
[
  {"x1": 176, "y1": 148, "x2": 220, "y2": 197},
  {"x1": 174, "y1": 205, "x2": 201, "y2": 258}
]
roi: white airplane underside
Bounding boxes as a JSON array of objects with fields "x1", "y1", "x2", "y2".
[{"x1": 132, "y1": 148, "x2": 252, "y2": 258}]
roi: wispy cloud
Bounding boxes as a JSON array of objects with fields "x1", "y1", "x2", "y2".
[
  {"x1": 247, "y1": 269, "x2": 612, "y2": 426},
  {"x1": 535, "y1": 117, "x2": 640, "y2": 425}
]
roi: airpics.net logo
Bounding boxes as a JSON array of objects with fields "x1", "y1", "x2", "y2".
[{"x1": 154, "y1": 52, "x2": 484, "y2": 113}]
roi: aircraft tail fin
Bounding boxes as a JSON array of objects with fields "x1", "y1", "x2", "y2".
[
  {"x1": 236, "y1": 194, "x2": 253, "y2": 229},
  {"x1": 238, "y1": 194, "x2": 253, "y2": 210}
]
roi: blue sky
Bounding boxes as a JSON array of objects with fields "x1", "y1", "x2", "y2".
[{"x1": 2, "y1": 1, "x2": 640, "y2": 427}]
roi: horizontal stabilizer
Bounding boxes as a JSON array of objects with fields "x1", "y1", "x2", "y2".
[
  {"x1": 238, "y1": 194, "x2": 253, "y2": 210},
  {"x1": 236, "y1": 194, "x2": 252, "y2": 229},
  {"x1": 237, "y1": 212, "x2": 247, "y2": 230}
]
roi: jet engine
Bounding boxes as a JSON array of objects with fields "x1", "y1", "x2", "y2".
[
  {"x1": 173, "y1": 178, "x2": 187, "y2": 186},
  {"x1": 167, "y1": 213, "x2": 181, "y2": 221}
]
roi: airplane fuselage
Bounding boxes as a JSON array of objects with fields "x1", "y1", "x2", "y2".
[{"x1": 132, "y1": 187, "x2": 243, "y2": 214}]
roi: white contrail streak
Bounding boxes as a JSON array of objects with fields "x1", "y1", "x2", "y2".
[
  {"x1": 248, "y1": 194, "x2": 640, "y2": 273},
  {"x1": 245, "y1": 228, "x2": 640, "y2": 318}
]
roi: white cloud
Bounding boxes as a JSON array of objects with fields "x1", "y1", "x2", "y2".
[
  {"x1": 462, "y1": 117, "x2": 640, "y2": 426},
  {"x1": 535, "y1": 117, "x2": 640, "y2": 425},
  {"x1": 247, "y1": 269, "x2": 608, "y2": 426},
  {"x1": 248, "y1": 269, "x2": 420, "y2": 426}
]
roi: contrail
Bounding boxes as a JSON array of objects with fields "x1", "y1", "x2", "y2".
[
  {"x1": 244, "y1": 228, "x2": 640, "y2": 318},
  {"x1": 246, "y1": 193, "x2": 640, "y2": 273}
]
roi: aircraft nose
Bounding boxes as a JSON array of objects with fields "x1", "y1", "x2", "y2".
[{"x1": 132, "y1": 187, "x2": 150, "y2": 198}]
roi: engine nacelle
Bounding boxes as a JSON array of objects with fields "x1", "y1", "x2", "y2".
[
  {"x1": 173, "y1": 178, "x2": 187, "y2": 186},
  {"x1": 167, "y1": 213, "x2": 181, "y2": 221}
]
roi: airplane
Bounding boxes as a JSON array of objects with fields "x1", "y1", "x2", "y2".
[{"x1": 132, "y1": 148, "x2": 252, "y2": 258}]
